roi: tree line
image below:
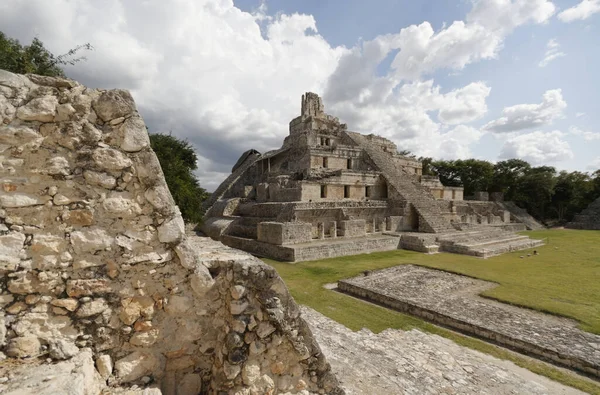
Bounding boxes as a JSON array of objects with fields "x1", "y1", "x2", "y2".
[{"x1": 420, "y1": 157, "x2": 600, "y2": 224}]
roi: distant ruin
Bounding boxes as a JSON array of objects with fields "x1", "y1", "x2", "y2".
[
  {"x1": 0, "y1": 71, "x2": 342, "y2": 394},
  {"x1": 567, "y1": 196, "x2": 600, "y2": 230},
  {"x1": 203, "y1": 93, "x2": 544, "y2": 261}
]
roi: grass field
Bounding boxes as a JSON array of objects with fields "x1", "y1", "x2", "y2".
[{"x1": 263, "y1": 228, "x2": 600, "y2": 394}]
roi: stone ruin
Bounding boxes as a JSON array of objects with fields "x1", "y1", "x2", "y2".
[
  {"x1": 567, "y1": 196, "x2": 600, "y2": 230},
  {"x1": 0, "y1": 70, "x2": 343, "y2": 395},
  {"x1": 203, "y1": 93, "x2": 544, "y2": 261}
]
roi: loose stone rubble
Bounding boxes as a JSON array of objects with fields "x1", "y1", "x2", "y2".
[
  {"x1": 301, "y1": 306, "x2": 584, "y2": 395},
  {"x1": 339, "y1": 265, "x2": 600, "y2": 378},
  {"x1": 567, "y1": 196, "x2": 600, "y2": 230},
  {"x1": 0, "y1": 70, "x2": 342, "y2": 394},
  {"x1": 203, "y1": 92, "x2": 544, "y2": 262}
]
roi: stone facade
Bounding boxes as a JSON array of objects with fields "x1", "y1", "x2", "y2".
[
  {"x1": 203, "y1": 93, "x2": 543, "y2": 261},
  {"x1": 567, "y1": 196, "x2": 600, "y2": 230},
  {"x1": 0, "y1": 71, "x2": 342, "y2": 394}
]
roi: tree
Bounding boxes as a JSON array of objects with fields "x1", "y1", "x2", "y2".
[
  {"x1": 0, "y1": 31, "x2": 91, "y2": 77},
  {"x1": 149, "y1": 133, "x2": 208, "y2": 223}
]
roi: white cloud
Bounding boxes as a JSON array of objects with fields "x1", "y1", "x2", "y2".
[
  {"x1": 0, "y1": 0, "x2": 563, "y2": 190},
  {"x1": 558, "y1": 0, "x2": 600, "y2": 22},
  {"x1": 569, "y1": 126, "x2": 600, "y2": 140},
  {"x1": 0, "y1": 0, "x2": 347, "y2": 191},
  {"x1": 538, "y1": 38, "x2": 566, "y2": 67},
  {"x1": 483, "y1": 89, "x2": 567, "y2": 133},
  {"x1": 576, "y1": 112, "x2": 586, "y2": 117},
  {"x1": 467, "y1": 0, "x2": 556, "y2": 33},
  {"x1": 499, "y1": 130, "x2": 573, "y2": 164}
]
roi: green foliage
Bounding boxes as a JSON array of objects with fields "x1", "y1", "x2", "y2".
[
  {"x1": 427, "y1": 159, "x2": 494, "y2": 196},
  {"x1": 149, "y1": 133, "x2": 208, "y2": 223},
  {"x1": 0, "y1": 31, "x2": 92, "y2": 77},
  {"x1": 419, "y1": 156, "x2": 600, "y2": 223}
]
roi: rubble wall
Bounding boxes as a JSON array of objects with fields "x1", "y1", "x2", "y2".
[{"x1": 0, "y1": 71, "x2": 342, "y2": 394}]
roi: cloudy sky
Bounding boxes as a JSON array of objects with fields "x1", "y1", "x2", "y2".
[{"x1": 1, "y1": 0, "x2": 599, "y2": 191}]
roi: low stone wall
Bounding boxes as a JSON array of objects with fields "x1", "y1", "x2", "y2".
[
  {"x1": 339, "y1": 270, "x2": 599, "y2": 379},
  {"x1": 0, "y1": 71, "x2": 342, "y2": 394},
  {"x1": 292, "y1": 236, "x2": 400, "y2": 262},
  {"x1": 222, "y1": 235, "x2": 297, "y2": 262}
]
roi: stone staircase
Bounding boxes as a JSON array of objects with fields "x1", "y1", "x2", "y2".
[
  {"x1": 203, "y1": 150, "x2": 261, "y2": 211},
  {"x1": 567, "y1": 196, "x2": 600, "y2": 230},
  {"x1": 499, "y1": 201, "x2": 545, "y2": 230},
  {"x1": 345, "y1": 132, "x2": 454, "y2": 233}
]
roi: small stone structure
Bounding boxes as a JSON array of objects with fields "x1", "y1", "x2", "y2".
[
  {"x1": 338, "y1": 265, "x2": 600, "y2": 378},
  {"x1": 0, "y1": 71, "x2": 342, "y2": 394},
  {"x1": 567, "y1": 196, "x2": 600, "y2": 230},
  {"x1": 203, "y1": 93, "x2": 543, "y2": 261}
]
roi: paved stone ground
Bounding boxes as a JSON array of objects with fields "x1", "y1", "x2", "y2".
[
  {"x1": 339, "y1": 265, "x2": 600, "y2": 377},
  {"x1": 302, "y1": 306, "x2": 584, "y2": 395}
]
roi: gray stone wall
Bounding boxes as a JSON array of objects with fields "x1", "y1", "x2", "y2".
[{"x1": 0, "y1": 71, "x2": 342, "y2": 394}]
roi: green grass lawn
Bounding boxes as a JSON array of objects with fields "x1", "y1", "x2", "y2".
[{"x1": 263, "y1": 228, "x2": 600, "y2": 394}]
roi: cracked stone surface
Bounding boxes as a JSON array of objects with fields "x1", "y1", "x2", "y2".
[
  {"x1": 301, "y1": 306, "x2": 584, "y2": 395},
  {"x1": 339, "y1": 265, "x2": 600, "y2": 377}
]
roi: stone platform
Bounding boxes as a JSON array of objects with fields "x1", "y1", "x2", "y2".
[
  {"x1": 221, "y1": 234, "x2": 400, "y2": 262},
  {"x1": 338, "y1": 265, "x2": 600, "y2": 378},
  {"x1": 302, "y1": 307, "x2": 584, "y2": 395}
]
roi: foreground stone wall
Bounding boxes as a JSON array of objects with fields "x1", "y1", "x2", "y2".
[{"x1": 0, "y1": 71, "x2": 342, "y2": 394}]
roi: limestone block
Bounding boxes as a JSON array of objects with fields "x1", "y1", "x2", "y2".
[
  {"x1": 55, "y1": 103, "x2": 76, "y2": 122},
  {"x1": 76, "y1": 298, "x2": 109, "y2": 317},
  {"x1": 0, "y1": 125, "x2": 41, "y2": 145},
  {"x1": 16, "y1": 96, "x2": 58, "y2": 122},
  {"x1": 190, "y1": 267, "x2": 215, "y2": 297},
  {"x1": 0, "y1": 192, "x2": 44, "y2": 207},
  {"x1": 8, "y1": 272, "x2": 38, "y2": 294},
  {"x1": 96, "y1": 354, "x2": 113, "y2": 379},
  {"x1": 70, "y1": 227, "x2": 114, "y2": 253},
  {"x1": 92, "y1": 90, "x2": 136, "y2": 122},
  {"x1": 45, "y1": 156, "x2": 71, "y2": 175},
  {"x1": 157, "y1": 214, "x2": 184, "y2": 243},
  {"x1": 92, "y1": 147, "x2": 133, "y2": 170},
  {"x1": 83, "y1": 170, "x2": 117, "y2": 189},
  {"x1": 256, "y1": 322, "x2": 276, "y2": 339},
  {"x1": 144, "y1": 185, "x2": 175, "y2": 212},
  {"x1": 0, "y1": 232, "x2": 25, "y2": 269},
  {"x1": 119, "y1": 296, "x2": 155, "y2": 325},
  {"x1": 5, "y1": 336, "x2": 41, "y2": 358},
  {"x1": 102, "y1": 192, "x2": 142, "y2": 218},
  {"x1": 120, "y1": 115, "x2": 150, "y2": 152},
  {"x1": 51, "y1": 298, "x2": 79, "y2": 312},
  {"x1": 48, "y1": 339, "x2": 79, "y2": 360},
  {"x1": 0, "y1": 69, "x2": 33, "y2": 89},
  {"x1": 231, "y1": 285, "x2": 246, "y2": 300},
  {"x1": 0, "y1": 348, "x2": 105, "y2": 395},
  {"x1": 242, "y1": 361, "x2": 261, "y2": 385},
  {"x1": 223, "y1": 362, "x2": 241, "y2": 380},
  {"x1": 31, "y1": 234, "x2": 65, "y2": 255},
  {"x1": 114, "y1": 351, "x2": 158, "y2": 383},
  {"x1": 6, "y1": 301, "x2": 27, "y2": 314}
]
